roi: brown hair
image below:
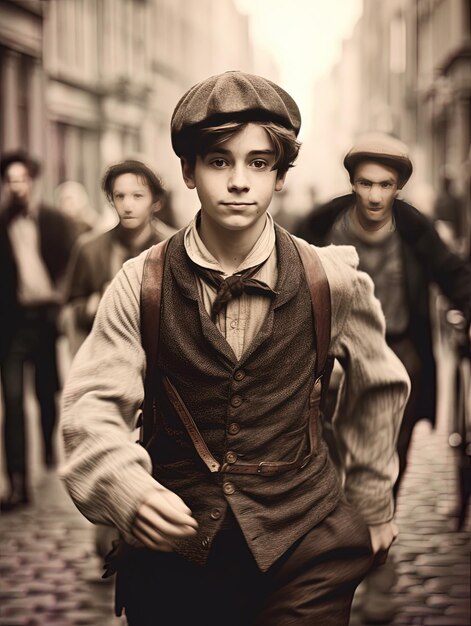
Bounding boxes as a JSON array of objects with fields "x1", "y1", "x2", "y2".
[
  {"x1": 181, "y1": 121, "x2": 301, "y2": 177},
  {"x1": 0, "y1": 150, "x2": 41, "y2": 180},
  {"x1": 101, "y1": 160, "x2": 165, "y2": 204}
]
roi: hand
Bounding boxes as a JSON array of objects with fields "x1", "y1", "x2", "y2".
[
  {"x1": 131, "y1": 486, "x2": 198, "y2": 552},
  {"x1": 368, "y1": 520, "x2": 398, "y2": 554}
]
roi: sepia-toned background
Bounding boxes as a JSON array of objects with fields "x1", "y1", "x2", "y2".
[
  {"x1": 1, "y1": 0, "x2": 469, "y2": 229},
  {"x1": 0, "y1": 1, "x2": 470, "y2": 625}
]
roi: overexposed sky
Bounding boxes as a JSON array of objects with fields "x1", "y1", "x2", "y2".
[{"x1": 234, "y1": 0, "x2": 363, "y2": 133}]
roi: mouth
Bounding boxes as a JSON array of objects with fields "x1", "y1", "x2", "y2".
[{"x1": 221, "y1": 202, "x2": 255, "y2": 207}]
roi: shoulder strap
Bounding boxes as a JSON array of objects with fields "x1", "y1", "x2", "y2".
[
  {"x1": 291, "y1": 236, "x2": 332, "y2": 377},
  {"x1": 139, "y1": 235, "x2": 333, "y2": 451},
  {"x1": 140, "y1": 239, "x2": 169, "y2": 446}
]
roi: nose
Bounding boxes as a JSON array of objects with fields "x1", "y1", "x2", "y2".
[
  {"x1": 228, "y1": 164, "x2": 249, "y2": 192},
  {"x1": 122, "y1": 196, "x2": 133, "y2": 212},
  {"x1": 369, "y1": 185, "x2": 382, "y2": 204}
]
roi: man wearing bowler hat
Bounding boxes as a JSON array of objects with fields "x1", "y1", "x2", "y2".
[
  {"x1": 296, "y1": 132, "x2": 471, "y2": 622},
  {"x1": 60, "y1": 74, "x2": 410, "y2": 625}
]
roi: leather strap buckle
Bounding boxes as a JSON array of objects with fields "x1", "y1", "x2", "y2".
[{"x1": 257, "y1": 461, "x2": 268, "y2": 474}]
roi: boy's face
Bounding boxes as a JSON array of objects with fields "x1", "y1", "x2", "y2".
[
  {"x1": 111, "y1": 173, "x2": 159, "y2": 230},
  {"x1": 352, "y1": 161, "x2": 399, "y2": 230},
  {"x1": 182, "y1": 123, "x2": 286, "y2": 234}
]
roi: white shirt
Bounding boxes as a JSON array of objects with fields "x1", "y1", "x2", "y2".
[
  {"x1": 184, "y1": 212, "x2": 278, "y2": 359},
  {"x1": 8, "y1": 213, "x2": 56, "y2": 305}
]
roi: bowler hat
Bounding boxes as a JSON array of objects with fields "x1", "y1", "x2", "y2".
[
  {"x1": 171, "y1": 71, "x2": 301, "y2": 156},
  {"x1": 344, "y1": 133, "x2": 413, "y2": 189}
]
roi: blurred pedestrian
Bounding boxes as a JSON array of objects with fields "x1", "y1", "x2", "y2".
[
  {"x1": 295, "y1": 132, "x2": 471, "y2": 622},
  {"x1": 433, "y1": 166, "x2": 466, "y2": 255},
  {"x1": 60, "y1": 72, "x2": 409, "y2": 626},
  {"x1": 0, "y1": 150, "x2": 76, "y2": 511},
  {"x1": 54, "y1": 180, "x2": 97, "y2": 241},
  {"x1": 63, "y1": 160, "x2": 168, "y2": 356}
]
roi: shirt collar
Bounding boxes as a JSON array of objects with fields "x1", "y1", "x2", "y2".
[{"x1": 184, "y1": 210, "x2": 276, "y2": 276}]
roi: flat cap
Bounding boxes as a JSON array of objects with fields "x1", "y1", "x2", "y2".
[
  {"x1": 344, "y1": 132, "x2": 413, "y2": 188},
  {"x1": 0, "y1": 149, "x2": 41, "y2": 180},
  {"x1": 171, "y1": 70, "x2": 301, "y2": 156}
]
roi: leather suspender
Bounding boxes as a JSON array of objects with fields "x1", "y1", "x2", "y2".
[
  {"x1": 140, "y1": 235, "x2": 332, "y2": 476},
  {"x1": 292, "y1": 236, "x2": 331, "y2": 377},
  {"x1": 140, "y1": 239, "x2": 168, "y2": 448}
]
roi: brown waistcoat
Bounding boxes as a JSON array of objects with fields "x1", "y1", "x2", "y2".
[{"x1": 150, "y1": 226, "x2": 342, "y2": 571}]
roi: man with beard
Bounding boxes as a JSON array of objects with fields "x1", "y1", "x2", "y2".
[{"x1": 0, "y1": 150, "x2": 76, "y2": 511}]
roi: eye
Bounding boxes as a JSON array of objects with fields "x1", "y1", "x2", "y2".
[
  {"x1": 114, "y1": 193, "x2": 124, "y2": 200},
  {"x1": 134, "y1": 193, "x2": 144, "y2": 198},
  {"x1": 250, "y1": 159, "x2": 267, "y2": 169},
  {"x1": 381, "y1": 182, "x2": 393, "y2": 189},
  {"x1": 210, "y1": 158, "x2": 228, "y2": 168}
]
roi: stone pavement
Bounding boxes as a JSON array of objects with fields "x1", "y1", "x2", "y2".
[
  {"x1": 0, "y1": 471, "x2": 125, "y2": 626},
  {"x1": 1, "y1": 422, "x2": 469, "y2": 626},
  {"x1": 0, "y1": 338, "x2": 470, "y2": 625},
  {"x1": 349, "y1": 420, "x2": 470, "y2": 626}
]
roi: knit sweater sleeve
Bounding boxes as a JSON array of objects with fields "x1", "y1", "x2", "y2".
[
  {"x1": 317, "y1": 244, "x2": 410, "y2": 525},
  {"x1": 59, "y1": 249, "x2": 158, "y2": 543}
]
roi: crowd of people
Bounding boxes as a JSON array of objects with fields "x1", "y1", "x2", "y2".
[{"x1": 0, "y1": 70, "x2": 470, "y2": 626}]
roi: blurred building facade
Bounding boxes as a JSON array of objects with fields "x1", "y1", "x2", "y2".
[
  {"x1": 0, "y1": 0, "x2": 255, "y2": 224},
  {"x1": 308, "y1": 0, "x2": 470, "y2": 217}
]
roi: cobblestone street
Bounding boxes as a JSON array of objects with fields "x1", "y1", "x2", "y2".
[{"x1": 1, "y1": 343, "x2": 470, "y2": 625}]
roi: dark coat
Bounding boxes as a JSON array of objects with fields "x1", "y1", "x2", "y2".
[
  {"x1": 65, "y1": 225, "x2": 164, "y2": 334},
  {"x1": 0, "y1": 204, "x2": 76, "y2": 357},
  {"x1": 295, "y1": 194, "x2": 471, "y2": 426}
]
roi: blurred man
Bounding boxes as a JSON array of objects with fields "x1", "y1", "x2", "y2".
[
  {"x1": 295, "y1": 133, "x2": 471, "y2": 622},
  {"x1": 0, "y1": 150, "x2": 76, "y2": 511}
]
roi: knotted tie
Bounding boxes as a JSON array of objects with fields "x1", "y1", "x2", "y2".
[{"x1": 192, "y1": 261, "x2": 277, "y2": 321}]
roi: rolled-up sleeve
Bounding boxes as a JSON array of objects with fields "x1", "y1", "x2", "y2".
[
  {"x1": 319, "y1": 244, "x2": 410, "y2": 524},
  {"x1": 60, "y1": 251, "x2": 157, "y2": 543}
]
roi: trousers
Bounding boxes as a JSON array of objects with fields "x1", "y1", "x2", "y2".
[
  {"x1": 1, "y1": 305, "x2": 59, "y2": 478},
  {"x1": 117, "y1": 498, "x2": 374, "y2": 626}
]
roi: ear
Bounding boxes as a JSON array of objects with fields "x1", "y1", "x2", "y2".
[
  {"x1": 275, "y1": 171, "x2": 287, "y2": 192},
  {"x1": 152, "y1": 199, "x2": 162, "y2": 214},
  {"x1": 181, "y1": 158, "x2": 196, "y2": 190}
]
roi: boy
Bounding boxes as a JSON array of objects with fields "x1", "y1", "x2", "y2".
[
  {"x1": 64, "y1": 160, "x2": 169, "y2": 355},
  {"x1": 60, "y1": 72, "x2": 409, "y2": 625}
]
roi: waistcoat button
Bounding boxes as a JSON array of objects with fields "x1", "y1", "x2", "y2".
[
  {"x1": 225, "y1": 451, "x2": 238, "y2": 464},
  {"x1": 228, "y1": 422, "x2": 240, "y2": 435},
  {"x1": 210, "y1": 508, "x2": 222, "y2": 520},
  {"x1": 201, "y1": 536, "x2": 211, "y2": 549},
  {"x1": 231, "y1": 395, "x2": 243, "y2": 407},
  {"x1": 233, "y1": 369, "x2": 246, "y2": 381},
  {"x1": 223, "y1": 481, "x2": 235, "y2": 495}
]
